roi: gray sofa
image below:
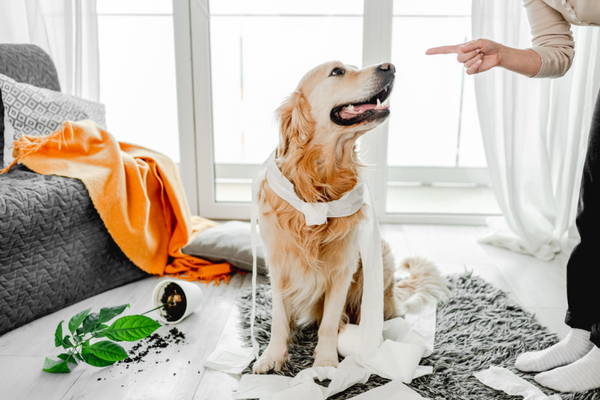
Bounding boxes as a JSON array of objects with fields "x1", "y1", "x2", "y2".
[{"x1": 0, "y1": 44, "x2": 149, "y2": 335}]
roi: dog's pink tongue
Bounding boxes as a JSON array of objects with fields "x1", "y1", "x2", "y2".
[{"x1": 339, "y1": 103, "x2": 386, "y2": 120}]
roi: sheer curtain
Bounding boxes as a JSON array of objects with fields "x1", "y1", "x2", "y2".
[
  {"x1": 0, "y1": 0, "x2": 100, "y2": 101},
  {"x1": 472, "y1": 0, "x2": 600, "y2": 261}
]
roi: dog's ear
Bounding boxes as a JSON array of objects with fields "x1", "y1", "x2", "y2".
[{"x1": 276, "y1": 91, "x2": 314, "y2": 158}]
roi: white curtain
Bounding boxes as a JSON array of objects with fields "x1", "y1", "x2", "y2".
[
  {"x1": 472, "y1": 0, "x2": 600, "y2": 261},
  {"x1": 0, "y1": 0, "x2": 100, "y2": 101}
]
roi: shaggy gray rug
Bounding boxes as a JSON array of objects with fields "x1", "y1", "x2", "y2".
[{"x1": 238, "y1": 273, "x2": 600, "y2": 399}]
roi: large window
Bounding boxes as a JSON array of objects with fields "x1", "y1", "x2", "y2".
[
  {"x1": 97, "y1": 0, "x2": 180, "y2": 163},
  {"x1": 209, "y1": 0, "x2": 363, "y2": 202},
  {"x1": 385, "y1": 0, "x2": 500, "y2": 216},
  {"x1": 180, "y1": 0, "x2": 501, "y2": 222}
]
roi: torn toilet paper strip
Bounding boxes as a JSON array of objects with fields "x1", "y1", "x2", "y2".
[
  {"x1": 383, "y1": 316, "x2": 429, "y2": 349},
  {"x1": 360, "y1": 340, "x2": 426, "y2": 383},
  {"x1": 405, "y1": 302, "x2": 437, "y2": 357},
  {"x1": 349, "y1": 380, "x2": 428, "y2": 400},
  {"x1": 337, "y1": 323, "x2": 384, "y2": 358},
  {"x1": 233, "y1": 355, "x2": 369, "y2": 400},
  {"x1": 203, "y1": 344, "x2": 255, "y2": 375},
  {"x1": 474, "y1": 367, "x2": 562, "y2": 400},
  {"x1": 413, "y1": 365, "x2": 434, "y2": 380},
  {"x1": 233, "y1": 374, "x2": 293, "y2": 399},
  {"x1": 321, "y1": 354, "x2": 373, "y2": 397}
]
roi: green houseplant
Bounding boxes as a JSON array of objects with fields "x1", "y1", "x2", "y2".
[{"x1": 43, "y1": 304, "x2": 161, "y2": 373}]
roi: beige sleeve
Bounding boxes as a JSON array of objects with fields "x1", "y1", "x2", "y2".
[{"x1": 523, "y1": 0, "x2": 575, "y2": 78}]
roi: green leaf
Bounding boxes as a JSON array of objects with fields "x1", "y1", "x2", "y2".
[
  {"x1": 54, "y1": 321, "x2": 64, "y2": 348},
  {"x1": 87, "y1": 341, "x2": 128, "y2": 361},
  {"x1": 68, "y1": 307, "x2": 93, "y2": 335},
  {"x1": 81, "y1": 353, "x2": 116, "y2": 368},
  {"x1": 104, "y1": 315, "x2": 161, "y2": 342},
  {"x1": 81, "y1": 340, "x2": 91, "y2": 355},
  {"x1": 63, "y1": 336, "x2": 73, "y2": 349},
  {"x1": 97, "y1": 304, "x2": 130, "y2": 324},
  {"x1": 53, "y1": 321, "x2": 73, "y2": 349},
  {"x1": 82, "y1": 312, "x2": 99, "y2": 334},
  {"x1": 43, "y1": 357, "x2": 71, "y2": 373},
  {"x1": 76, "y1": 327, "x2": 84, "y2": 336},
  {"x1": 74, "y1": 353, "x2": 83, "y2": 362},
  {"x1": 57, "y1": 353, "x2": 78, "y2": 365}
]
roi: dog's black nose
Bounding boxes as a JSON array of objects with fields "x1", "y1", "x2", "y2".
[{"x1": 377, "y1": 63, "x2": 396, "y2": 74}]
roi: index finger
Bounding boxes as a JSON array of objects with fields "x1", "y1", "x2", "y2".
[{"x1": 425, "y1": 45, "x2": 462, "y2": 55}]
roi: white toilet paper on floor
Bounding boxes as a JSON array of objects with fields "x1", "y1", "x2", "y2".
[
  {"x1": 209, "y1": 309, "x2": 436, "y2": 397},
  {"x1": 265, "y1": 383, "x2": 324, "y2": 400},
  {"x1": 203, "y1": 344, "x2": 255, "y2": 374},
  {"x1": 323, "y1": 354, "x2": 373, "y2": 398},
  {"x1": 338, "y1": 314, "x2": 434, "y2": 383},
  {"x1": 405, "y1": 303, "x2": 437, "y2": 357},
  {"x1": 233, "y1": 374, "x2": 293, "y2": 399},
  {"x1": 413, "y1": 365, "x2": 434, "y2": 380},
  {"x1": 233, "y1": 355, "x2": 373, "y2": 400},
  {"x1": 349, "y1": 379, "x2": 428, "y2": 400},
  {"x1": 383, "y1": 317, "x2": 429, "y2": 348},
  {"x1": 255, "y1": 355, "x2": 372, "y2": 400},
  {"x1": 292, "y1": 365, "x2": 337, "y2": 385},
  {"x1": 474, "y1": 367, "x2": 562, "y2": 400},
  {"x1": 274, "y1": 366, "x2": 333, "y2": 400},
  {"x1": 360, "y1": 339, "x2": 426, "y2": 383},
  {"x1": 233, "y1": 363, "x2": 433, "y2": 400},
  {"x1": 338, "y1": 324, "x2": 384, "y2": 358},
  {"x1": 222, "y1": 326, "x2": 431, "y2": 400}
]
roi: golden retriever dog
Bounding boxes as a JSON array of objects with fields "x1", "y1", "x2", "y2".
[{"x1": 253, "y1": 61, "x2": 449, "y2": 373}]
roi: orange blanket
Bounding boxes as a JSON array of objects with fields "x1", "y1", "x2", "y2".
[{"x1": 1, "y1": 120, "x2": 232, "y2": 284}]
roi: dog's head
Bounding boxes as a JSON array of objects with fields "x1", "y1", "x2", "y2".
[{"x1": 276, "y1": 61, "x2": 395, "y2": 157}]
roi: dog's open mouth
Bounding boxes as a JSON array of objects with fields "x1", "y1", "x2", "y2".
[{"x1": 330, "y1": 81, "x2": 394, "y2": 126}]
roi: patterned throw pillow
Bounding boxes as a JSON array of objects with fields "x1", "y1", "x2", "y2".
[{"x1": 1, "y1": 73, "x2": 106, "y2": 167}]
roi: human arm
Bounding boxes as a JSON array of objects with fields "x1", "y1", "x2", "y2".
[
  {"x1": 523, "y1": 0, "x2": 575, "y2": 78},
  {"x1": 425, "y1": 0, "x2": 575, "y2": 79},
  {"x1": 425, "y1": 39, "x2": 542, "y2": 78}
]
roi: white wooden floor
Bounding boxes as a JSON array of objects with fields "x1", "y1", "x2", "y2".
[{"x1": 0, "y1": 224, "x2": 574, "y2": 400}]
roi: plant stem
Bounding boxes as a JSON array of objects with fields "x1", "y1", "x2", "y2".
[{"x1": 141, "y1": 302, "x2": 170, "y2": 316}]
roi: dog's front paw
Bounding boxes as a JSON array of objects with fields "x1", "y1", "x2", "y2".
[
  {"x1": 252, "y1": 346, "x2": 288, "y2": 374},
  {"x1": 313, "y1": 345, "x2": 339, "y2": 368}
]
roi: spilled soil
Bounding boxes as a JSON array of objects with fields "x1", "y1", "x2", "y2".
[
  {"x1": 160, "y1": 283, "x2": 187, "y2": 322},
  {"x1": 115, "y1": 327, "x2": 187, "y2": 372}
]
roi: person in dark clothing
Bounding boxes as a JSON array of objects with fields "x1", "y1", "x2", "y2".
[{"x1": 426, "y1": 0, "x2": 600, "y2": 392}]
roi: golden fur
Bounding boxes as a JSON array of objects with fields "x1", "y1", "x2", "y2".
[{"x1": 253, "y1": 61, "x2": 449, "y2": 373}]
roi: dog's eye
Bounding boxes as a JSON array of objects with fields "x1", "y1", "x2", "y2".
[{"x1": 330, "y1": 67, "x2": 345, "y2": 77}]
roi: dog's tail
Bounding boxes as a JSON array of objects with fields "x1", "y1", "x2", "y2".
[{"x1": 394, "y1": 256, "x2": 450, "y2": 315}]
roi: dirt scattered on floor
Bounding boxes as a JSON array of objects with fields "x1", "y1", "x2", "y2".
[{"x1": 115, "y1": 327, "x2": 187, "y2": 373}]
